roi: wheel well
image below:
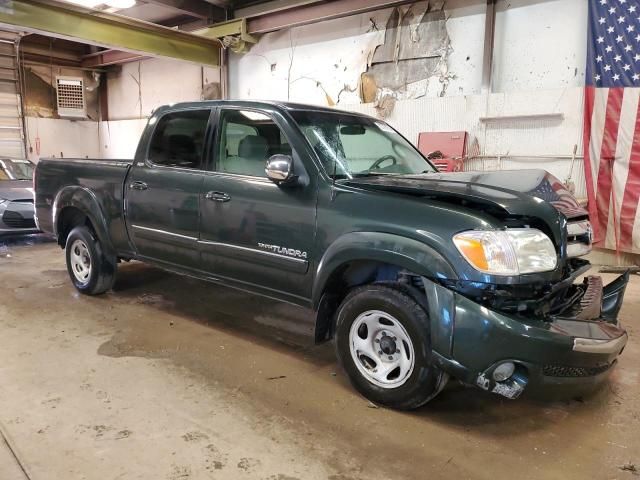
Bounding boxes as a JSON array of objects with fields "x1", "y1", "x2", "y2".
[
  {"x1": 314, "y1": 260, "x2": 424, "y2": 344},
  {"x1": 56, "y1": 207, "x2": 95, "y2": 248}
]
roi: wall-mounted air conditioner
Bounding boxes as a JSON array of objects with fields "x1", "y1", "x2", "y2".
[{"x1": 56, "y1": 76, "x2": 86, "y2": 118}]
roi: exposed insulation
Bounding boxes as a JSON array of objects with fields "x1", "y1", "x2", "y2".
[
  {"x1": 366, "y1": 0, "x2": 453, "y2": 113},
  {"x1": 23, "y1": 65, "x2": 99, "y2": 120},
  {"x1": 229, "y1": 1, "x2": 460, "y2": 116}
]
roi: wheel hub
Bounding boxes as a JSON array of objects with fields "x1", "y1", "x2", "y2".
[
  {"x1": 70, "y1": 239, "x2": 92, "y2": 284},
  {"x1": 349, "y1": 310, "x2": 415, "y2": 389},
  {"x1": 377, "y1": 332, "x2": 397, "y2": 356}
]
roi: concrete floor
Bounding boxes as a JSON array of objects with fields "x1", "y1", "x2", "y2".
[{"x1": 0, "y1": 236, "x2": 639, "y2": 480}]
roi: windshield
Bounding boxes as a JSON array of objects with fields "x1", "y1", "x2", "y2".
[
  {"x1": 0, "y1": 159, "x2": 34, "y2": 180},
  {"x1": 291, "y1": 110, "x2": 436, "y2": 178}
]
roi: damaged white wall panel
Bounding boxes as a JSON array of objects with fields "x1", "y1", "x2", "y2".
[
  {"x1": 230, "y1": 0, "x2": 588, "y2": 103},
  {"x1": 107, "y1": 58, "x2": 220, "y2": 120},
  {"x1": 229, "y1": 11, "x2": 389, "y2": 105},
  {"x1": 442, "y1": 0, "x2": 485, "y2": 96},
  {"x1": 230, "y1": 0, "x2": 488, "y2": 106},
  {"x1": 368, "y1": 1, "x2": 450, "y2": 102}
]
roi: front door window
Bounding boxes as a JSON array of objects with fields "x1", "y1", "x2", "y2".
[{"x1": 216, "y1": 110, "x2": 291, "y2": 177}]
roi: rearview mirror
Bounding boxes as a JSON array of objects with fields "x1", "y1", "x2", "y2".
[
  {"x1": 265, "y1": 154, "x2": 295, "y2": 185},
  {"x1": 340, "y1": 125, "x2": 366, "y2": 135}
]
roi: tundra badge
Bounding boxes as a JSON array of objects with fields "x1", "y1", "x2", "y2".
[{"x1": 258, "y1": 243, "x2": 308, "y2": 260}]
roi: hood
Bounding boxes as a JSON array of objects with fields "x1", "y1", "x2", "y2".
[
  {"x1": 343, "y1": 169, "x2": 587, "y2": 221},
  {"x1": 0, "y1": 180, "x2": 34, "y2": 201}
]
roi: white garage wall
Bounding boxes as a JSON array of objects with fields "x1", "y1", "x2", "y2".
[
  {"x1": 229, "y1": 1, "x2": 489, "y2": 101},
  {"x1": 344, "y1": 87, "x2": 587, "y2": 198},
  {"x1": 99, "y1": 57, "x2": 220, "y2": 159},
  {"x1": 443, "y1": 0, "x2": 486, "y2": 96},
  {"x1": 230, "y1": 0, "x2": 588, "y2": 99},
  {"x1": 226, "y1": 0, "x2": 590, "y2": 197},
  {"x1": 99, "y1": 119, "x2": 147, "y2": 159},
  {"x1": 25, "y1": 117, "x2": 100, "y2": 163},
  {"x1": 32, "y1": 0, "x2": 590, "y2": 174},
  {"x1": 492, "y1": 0, "x2": 588, "y2": 92},
  {"x1": 107, "y1": 58, "x2": 220, "y2": 120},
  {"x1": 24, "y1": 57, "x2": 219, "y2": 162}
]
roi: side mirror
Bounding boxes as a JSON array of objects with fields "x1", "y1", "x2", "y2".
[{"x1": 265, "y1": 154, "x2": 295, "y2": 185}]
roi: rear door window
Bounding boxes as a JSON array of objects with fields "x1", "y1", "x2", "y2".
[{"x1": 148, "y1": 109, "x2": 211, "y2": 169}]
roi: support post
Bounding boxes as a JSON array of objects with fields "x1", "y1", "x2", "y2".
[{"x1": 481, "y1": 0, "x2": 496, "y2": 94}]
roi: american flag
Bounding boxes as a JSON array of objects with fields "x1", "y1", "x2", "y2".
[{"x1": 584, "y1": 0, "x2": 640, "y2": 251}]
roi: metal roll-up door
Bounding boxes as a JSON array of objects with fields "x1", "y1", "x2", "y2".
[{"x1": 0, "y1": 32, "x2": 26, "y2": 159}]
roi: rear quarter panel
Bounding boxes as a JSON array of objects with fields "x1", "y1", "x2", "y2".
[{"x1": 35, "y1": 158, "x2": 133, "y2": 253}]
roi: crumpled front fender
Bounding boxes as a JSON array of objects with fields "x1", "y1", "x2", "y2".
[{"x1": 311, "y1": 231, "x2": 458, "y2": 309}]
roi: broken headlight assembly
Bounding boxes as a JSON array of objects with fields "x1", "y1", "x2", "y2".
[{"x1": 453, "y1": 228, "x2": 557, "y2": 275}]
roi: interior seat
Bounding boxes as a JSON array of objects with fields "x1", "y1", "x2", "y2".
[{"x1": 223, "y1": 135, "x2": 269, "y2": 177}]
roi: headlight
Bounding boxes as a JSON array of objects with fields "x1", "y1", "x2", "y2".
[{"x1": 453, "y1": 229, "x2": 557, "y2": 275}]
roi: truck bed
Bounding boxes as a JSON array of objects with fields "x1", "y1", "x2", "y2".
[{"x1": 35, "y1": 158, "x2": 133, "y2": 253}]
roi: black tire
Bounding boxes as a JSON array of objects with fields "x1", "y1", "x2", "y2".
[
  {"x1": 335, "y1": 283, "x2": 448, "y2": 410},
  {"x1": 65, "y1": 226, "x2": 116, "y2": 295}
]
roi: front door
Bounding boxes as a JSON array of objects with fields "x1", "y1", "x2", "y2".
[
  {"x1": 199, "y1": 108, "x2": 317, "y2": 303},
  {"x1": 126, "y1": 108, "x2": 212, "y2": 270}
]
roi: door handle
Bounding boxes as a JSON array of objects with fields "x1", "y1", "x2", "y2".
[
  {"x1": 205, "y1": 191, "x2": 231, "y2": 202},
  {"x1": 130, "y1": 181, "x2": 148, "y2": 191}
]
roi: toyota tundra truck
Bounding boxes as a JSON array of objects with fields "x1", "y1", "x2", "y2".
[{"x1": 34, "y1": 100, "x2": 629, "y2": 410}]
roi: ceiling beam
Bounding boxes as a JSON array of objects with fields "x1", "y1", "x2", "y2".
[
  {"x1": 245, "y1": 0, "x2": 416, "y2": 34},
  {"x1": 234, "y1": 0, "x2": 323, "y2": 19},
  {"x1": 81, "y1": 17, "x2": 250, "y2": 67},
  {"x1": 0, "y1": 0, "x2": 221, "y2": 66},
  {"x1": 201, "y1": 0, "x2": 231, "y2": 9},
  {"x1": 143, "y1": 0, "x2": 219, "y2": 20},
  {"x1": 82, "y1": 49, "x2": 147, "y2": 67}
]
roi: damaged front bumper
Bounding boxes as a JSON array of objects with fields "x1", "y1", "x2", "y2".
[{"x1": 424, "y1": 272, "x2": 629, "y2": 400}]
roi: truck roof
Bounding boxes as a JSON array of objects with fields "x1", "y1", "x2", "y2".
[{"x1": 153, "y1": 99, "x2": 372, "y2": 118}]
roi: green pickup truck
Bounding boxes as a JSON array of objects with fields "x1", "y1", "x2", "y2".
[{"x1": 34, "y1": 100, "x2": 628, "y2": 409}]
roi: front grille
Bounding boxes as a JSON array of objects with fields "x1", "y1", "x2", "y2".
[
  {"x1": 566, "y1": 220, "x2": 593, "y2": 257},
  {"x1": 2, "y1": 210, "x2": 36, "y2": 229},
  {"x1": 543, "y1": 363, "x2": 613, "y2": 378}
]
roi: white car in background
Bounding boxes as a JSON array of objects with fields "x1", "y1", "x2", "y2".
[{"x1": 0, "y1": 158, "x2": 39, "y2": 236}]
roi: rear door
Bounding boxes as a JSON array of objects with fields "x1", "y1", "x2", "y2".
[
  {"x1": 125, "y1": 108, "x2": 212, "y2": 270},
  {"x1": 199, "y1": 107, "x2": 317, "y2": 303}
]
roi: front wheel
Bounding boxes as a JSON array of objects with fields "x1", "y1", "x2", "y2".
[
  {"x1": 335, "y1": 284, "x2": 448, "y2": 410},
  {"x1": 65, "y1": 226, "x2": 116, "y2": 295}
]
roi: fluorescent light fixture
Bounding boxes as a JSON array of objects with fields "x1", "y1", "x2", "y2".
[{"x1": 239, "y1": 110, "x2": 270, "y2": 121}]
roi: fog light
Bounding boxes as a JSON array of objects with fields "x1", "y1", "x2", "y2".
[{"x1": 493, "y1": 362, "x2": 515, "y2": 382}]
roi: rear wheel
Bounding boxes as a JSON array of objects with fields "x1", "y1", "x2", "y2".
[
  {"x1": 335, "y1": 284, "x2": 448, "y2": 410},
  {"x1": 65, "y1": 226, "x2": 116, "y2": 295}
]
